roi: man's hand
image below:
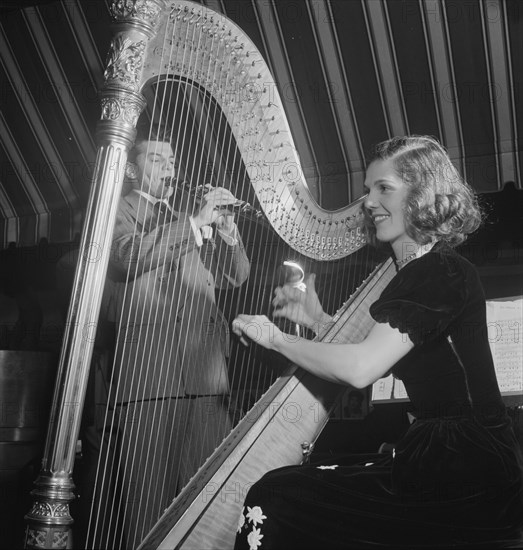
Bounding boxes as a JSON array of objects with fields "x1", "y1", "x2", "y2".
[
  {"x1": 191, "y1": 186, "x2": 239, "y2": 228},
  {"x1": 214, "y1": 214, "x2": 236, "y2": 236}
]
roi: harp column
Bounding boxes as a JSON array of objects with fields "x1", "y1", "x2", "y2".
[{"x1": 23, "y1": 1, "x2": 164, "y2": 548}]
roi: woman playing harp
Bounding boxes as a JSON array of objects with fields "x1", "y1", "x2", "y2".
[
  {"x1": 233, "y1": 135, "x2": 523, "y2": 549},
  {"x1": 73, "y1": 120, "x2": 250, "y2": 549}
]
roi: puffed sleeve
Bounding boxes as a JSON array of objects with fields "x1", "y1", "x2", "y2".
[{"x1": 369, "y1": 253, "x2": 468, "y2": 345}]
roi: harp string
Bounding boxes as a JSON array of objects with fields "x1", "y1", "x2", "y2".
[
  {"x1": 191, "y1": 37, "x2": 265, "y2": 429},
  {"x1": 181, "y1": 18, "x2": 244, "y2": 466},
  {"x1": 152, "y1": 18, "x2": 211, "y2": 507},
  {"x1": 175, "y1": 88, "x2": 225, "y2": 478},
  {"x1": 134, "y1": 103, "x2": 186, "y2": 547},
  {"x1": 130, "y1": 23, "x2": 200, "y2": 544},
  {"x1": 86, "y1": 14, "x2": 199, "y2": 548},
  {"x1": 216, "y1": 82, "x2": 264, "y2": 434},
  {"x1": 158, "y1": 14, "x2": 252, "y2": 508},
  {"x1": 129, "y1": 22, "x2": 189, "y2": 506},
  {"x1": 85, "y1": 5, "x2": 381, "y2": 547},
  {"x1": 225, "y1": 83, "x2": 277, "y2": 420}
]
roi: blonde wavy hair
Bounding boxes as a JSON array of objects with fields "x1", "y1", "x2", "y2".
[{"x1": 363, "y1": 135, "x2": 483, "y2": 247}]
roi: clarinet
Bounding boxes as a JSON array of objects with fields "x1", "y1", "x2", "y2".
[{"x1": 165, "y1": 178, "x2": 268, "y2": 225}]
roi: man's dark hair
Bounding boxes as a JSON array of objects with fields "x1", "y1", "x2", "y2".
[{"x1": 135, "y1": 119, "x2": 174, "y2": 146}]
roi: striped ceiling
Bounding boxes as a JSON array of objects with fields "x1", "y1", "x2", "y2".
[{"x1": 0, "y1": 0, "x2": 522, "y2": 248}]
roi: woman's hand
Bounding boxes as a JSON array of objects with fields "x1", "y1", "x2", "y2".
[
  {"x1": 232, "y1": 314, "x2": 283, "y2": 350},
  {"x1": 272, "y1": 273, "x2": 329, "y2": 331}
]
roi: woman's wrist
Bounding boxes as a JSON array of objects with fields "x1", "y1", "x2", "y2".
[
  {"x1": 272, "y1": 331, "x2": 298, "y2": 354},
  {"x1": 312, "y1": 312, "x2": 333, "y2": 335}
]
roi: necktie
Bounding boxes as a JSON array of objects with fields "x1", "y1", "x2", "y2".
[{"x1": 154, "y1": 200, "x2": 171, "y2": 223}]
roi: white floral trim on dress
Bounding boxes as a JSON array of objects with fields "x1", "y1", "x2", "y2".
[
  {"x1": 316, "y1": 464, "x2": 338, "y2": 470},
  {"x1": 237, "y1": 505, "x2": 267, "y2": 549},
  {"x1": 247, "y1": 527, "x2": 263, "y2": 549},
  {"x1": 237, "y1": 507, "x2": 246, "y2": 533},
  {"x1": 246, "y1": 506, "x2": 267, "y2": 526}
]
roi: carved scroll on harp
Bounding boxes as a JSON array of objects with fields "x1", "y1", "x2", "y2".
[{"x1": 24, "y1": 1, "x2": 392, "y2": 550}]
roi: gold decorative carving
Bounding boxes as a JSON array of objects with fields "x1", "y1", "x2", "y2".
[
  {"x1": 25, "y1": 527, "x2": 70, "y2": 549},
  {"x1": 104, "y1": 36, "x2": 146, "y2": 90},
  {"x1": 52, "y1": 532, "x2": 68, "y2": 548},
  {"x1": 111, "y1": 0, "x2": 163, "y2": 27},
  {"x1": 28, "y1": 501, "x2": 70, "y2": 519},
  {"x1": 122, "y1": 97, "x2": 143, "y2": 124},
  {"x1": 101, "y1": 97, "x2": 121, "y2": 120},
  {"x1": 25, "y1": 529, "x2": 47, "y2": 547},
  {"x1": 100, "y1": 95, "x2": 143, "y2": 126}
]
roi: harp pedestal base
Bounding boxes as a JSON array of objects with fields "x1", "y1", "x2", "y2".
[{"x1": 23, "y1": 473, "x2": 75, "y2": 550}]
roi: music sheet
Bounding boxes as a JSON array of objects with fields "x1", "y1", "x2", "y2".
[
  {"x1": 486, "y1": 296, "x2": 523, "y2": 396},
  {"x1": 371, "y1": 374, "x2": 409, "y2": 402}
]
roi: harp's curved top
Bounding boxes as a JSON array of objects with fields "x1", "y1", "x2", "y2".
[{"x1": 107, "y1": 0, "x2": 367, "y2": 261}]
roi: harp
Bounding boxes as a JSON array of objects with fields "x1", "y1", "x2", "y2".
[{"x1": 24, "y1": 2, "x2": 395, "y2": 549}]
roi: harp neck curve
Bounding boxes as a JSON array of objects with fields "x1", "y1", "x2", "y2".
[{"x1": 104, "y1": 0, "x2": 367, "y2": 261}]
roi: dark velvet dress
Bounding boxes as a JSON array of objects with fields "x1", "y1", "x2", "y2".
[{"x1": 234, "y1": 244, "x2": 523, "y2": 549}]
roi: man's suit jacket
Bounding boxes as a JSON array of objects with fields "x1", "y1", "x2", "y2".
[{"x1": 104, "y1": 190, "x2": 250, "y2": 402}]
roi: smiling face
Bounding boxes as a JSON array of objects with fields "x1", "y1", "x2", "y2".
[
  {"x1": 134, "y1": 140, "x2": 178, "y2": 200},
  {"x1": 363, "y1": 158, "x2": 416, "y2": 258}
]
